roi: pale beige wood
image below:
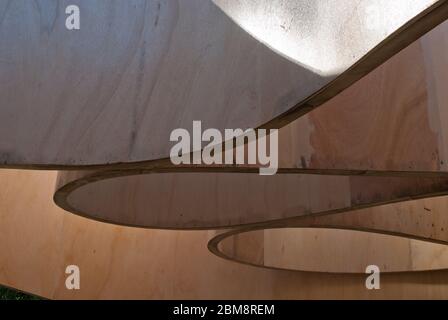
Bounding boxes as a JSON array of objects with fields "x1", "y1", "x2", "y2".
[
  {"x1": 3, "y1": 169, "x2": 448, "y2": 299},
  {"x1": 0, "y1": 0, "x2": 446, "y2": 168},
  {"x1": 2, "y1": 0, "x2": 448, "y2": 299},
  {"x1": 212, "y1": 228, "x2": 448, "y2": 273}
]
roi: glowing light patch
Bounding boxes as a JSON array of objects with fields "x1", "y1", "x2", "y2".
[{"x1": 213, "y1": 0, "x2": 435, "y2": 76}]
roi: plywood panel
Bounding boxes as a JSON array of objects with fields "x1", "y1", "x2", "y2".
[
  {"x1": 0, "y1": 0, "x2": 446, "y2": 167},
  {"x1": 2, "y1": 169, "x2": 448, "y2": 299}
]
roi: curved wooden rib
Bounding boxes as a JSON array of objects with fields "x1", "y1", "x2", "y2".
[
  {"x1": 208, "y1": 197, "x2": 448, "y2": 273},
  {"x1": 210, "y1": 227, "x2": 448, "y2": 274},
  {"x1": 55, "y1": 20, "x2": 448, "y2": 230},
  {"x1": 0, "y1": 0, "x2": 447, "y2": 168}
]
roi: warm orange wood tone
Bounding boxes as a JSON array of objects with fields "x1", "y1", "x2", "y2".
[
  {"x1": 2, "y1": 169, "x2": 448, "y2": 299},
  {"x1": 2, "y1": 1, "x2": 448, "y2": 299}
]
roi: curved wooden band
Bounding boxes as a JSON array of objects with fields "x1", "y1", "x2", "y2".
[{"x1": 208, "y1": 196, "x2": 448, "y2": 274}]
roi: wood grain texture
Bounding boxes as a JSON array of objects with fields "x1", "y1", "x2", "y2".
[
  {"x1": 0, "y1": 0, "x2": 447, "y2": 168},
  {"x1": 2, "y1": 169, "x2": 448, "y2": 299},
  {"x1": 54, "y1": 20, "x2": 448, "y2": 230},
  {"x1": 3, "y1": 0, "x2": 448, "y2": 297}
]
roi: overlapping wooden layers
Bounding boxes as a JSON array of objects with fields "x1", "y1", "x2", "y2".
[{"x1": 54, "y1": 21, "x2": 448, "y2": 230}]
